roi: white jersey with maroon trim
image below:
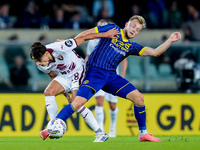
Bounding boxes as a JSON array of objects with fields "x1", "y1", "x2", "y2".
[{"x1": 37, "y1": 38, "x2": 84, "y2": 76}]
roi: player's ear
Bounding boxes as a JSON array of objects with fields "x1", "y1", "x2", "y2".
[
  {"x1": 44, "y1": 51, "x2": 49, "y2": 56},
  {"x1": 125, "y1": 22, "x2": 129, "y2": 28}
]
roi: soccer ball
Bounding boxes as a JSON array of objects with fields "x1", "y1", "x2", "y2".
[{"x1": 47, "y1": 118, "x2": 67, "y2": 138}]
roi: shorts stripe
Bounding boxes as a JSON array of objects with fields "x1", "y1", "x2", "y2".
[
  {"x1": 82, "y1": 85, "x2": 96, "y2": 93},
  {"x1": 116, "y1": 82, "x2": 130, "y2": 94}
]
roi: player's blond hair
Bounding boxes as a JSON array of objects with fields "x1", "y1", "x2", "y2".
[{"x1": 129, "y1": 15, "x2": 146, "y2": 28}]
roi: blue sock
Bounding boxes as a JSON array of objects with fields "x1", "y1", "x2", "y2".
[
  {"x1": 134, "y1": 104, "x2": 146, "y2": 130},
  {"x1": 56, "y1": 104, "x2": 75, "y2": 121}
]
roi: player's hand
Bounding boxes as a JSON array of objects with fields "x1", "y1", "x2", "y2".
[
  {"x1": 63, "y1": 92, "x2": 73, "y2": 103},
  {"x1": 104, "y1": 28, "x2": 120, "y2": 39},
  {"x1": 169, "y1": 32, "x2": 181, "y2": 42}
]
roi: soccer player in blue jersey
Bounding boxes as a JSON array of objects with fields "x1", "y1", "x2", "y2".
[{"x1": 56, "y1": 15, "x2": 181, "y2": 142}]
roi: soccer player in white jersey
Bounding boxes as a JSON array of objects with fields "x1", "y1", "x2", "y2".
[
  {"x1": 85, "y1": 19, "x2": 127, "y2": 137},
  {"x1": 30, "y1": 28, "x2": 119, "y2": 142}
]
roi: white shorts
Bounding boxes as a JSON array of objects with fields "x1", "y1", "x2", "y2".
[
  {"x1": 105, "y1": 92, "x2": 118, "y2": 103},
  {"x1": 53, "y1": 65, "x2": 85, "y2": 93},
  {"x1": 94, "y1": 89, "x2": 105, "y2": 97},
  {"x1": 94, "y1": 89, "x2": 118, "y2": 103}
]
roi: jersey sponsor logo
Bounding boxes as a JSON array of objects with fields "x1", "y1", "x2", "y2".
[
  {"x1": 58, "y1": 62, "x2": 76, "y2": 75},
  {"x1": 83, "y1": 80, "x2": 89, "y2": 84},
  {"x1": 69, "y1": 62, "x2": 76, "y2": 71},
  {"x1": 111, "y1": 38, "x2": 131, "y2": 52},
  {"x1": 57, "y1": 54, "x2": 64, "y2": 60},
  {"x1": 65, "y1": 40, "x2": 73, "y2": 47},
  {"x1": 110, "y1": 43, "x2": 126, "y2": 56},
  {"x1": 56, "y1": 64, "x2": 67, "y2": 70}
]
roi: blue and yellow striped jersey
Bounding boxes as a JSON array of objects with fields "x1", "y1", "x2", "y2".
[{"x1": 86, "y1": 23, "x2": 147, "y2": 71}]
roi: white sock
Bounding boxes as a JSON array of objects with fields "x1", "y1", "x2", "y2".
[
  {"x1": 139, "y1": 130, "x2": 148, "y2": 136},
  {"x1": 45, "y1": 96, "x2": 57, "y2": 120},
  {"x1": 110, "y1": 107, "x2": 118, "y2": 129},
  {"x1": 95, "y1": 106, "x2": 104, "y2": 132},
  {"x1": 77, "y1": 106, "x2": 102, "y2": 133}
]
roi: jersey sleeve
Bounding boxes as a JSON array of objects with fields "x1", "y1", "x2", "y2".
[
  {"x1": 95, "y1": 23, "x2": 117, "y2": 33},
  {"x1": 86, "y1": 39, "x2": 100, "y2": 55},
  {"x1": 129, "y1": 42, "x2": 147, "y2": 56},
  {"x1": 37, "y1": 64, "x2": 51, "y2": 74},
  {"x1": 63, "y1": 38, "x2": 77, "y2": 51},
  {"x1": 46, "y1": 38, "x2": 77, "y2": 53},
  {"x1": 86, "y1": 40, "x2": 94, "y2": 55}
]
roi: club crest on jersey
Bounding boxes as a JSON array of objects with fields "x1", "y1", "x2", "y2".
[
  {"x1": 65, "y1": 40, "x2": 73, "y2": 47},
  {"x1": 83, "y1": 80, "x2": 89, "y2": 84},
  {"x1": 57, "y1": 54, "x2": 64, "y2": 60}
]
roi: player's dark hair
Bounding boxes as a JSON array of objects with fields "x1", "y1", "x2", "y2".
[{"x1": 30, "y1": 42, "x2": 46, "y2": 61}]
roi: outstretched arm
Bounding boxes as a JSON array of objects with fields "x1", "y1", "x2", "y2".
[
  {"x1": 141, "y1": 32, "x2": 181, "y2": 57},
  {"x1": 74, "y1": 28, "x2": 95, "y2": 38},
  {"x1": 74, "y1": 27, "x2": 119, "y2": 46}
]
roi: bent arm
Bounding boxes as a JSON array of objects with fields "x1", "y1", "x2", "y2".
[
  {"x1": 74, "y1": 28, "x2": 119, "y2": 46},
  {"x1": 47, "y1": 71, "x2": 58, "y2": 80},
  {"x1": 75, "y1": 28, "x2": 95, "y2": 38},
  {"x1": 141, "y1": 32, "x2": 181, "y2": 57}
]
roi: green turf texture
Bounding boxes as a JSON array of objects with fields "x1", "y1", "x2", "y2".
[{"x1": 0, "y1": 135, "x2": 199, "y2": 150}]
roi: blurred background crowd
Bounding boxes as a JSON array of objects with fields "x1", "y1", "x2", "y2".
[
  {"x1": 1, "y1": 0, "x2": 200, "y2": 41},
  {"x1": 0, "y1": 0, "x2": 199, "y2": 30},
  {"x1": 1, "y1": 0, "x2": 200, "y2": 94}
]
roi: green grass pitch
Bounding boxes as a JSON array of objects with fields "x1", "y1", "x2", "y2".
[{"x1": 0, "y1": 135, "x2": 199, "y2": 150}]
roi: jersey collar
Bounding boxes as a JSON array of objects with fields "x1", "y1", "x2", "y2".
[{"x1": 120, "y1": 29, "x2": 128, "y2": 42}]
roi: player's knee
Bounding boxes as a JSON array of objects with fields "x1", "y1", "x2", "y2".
[
  {"x1": 109, "y1": 102, "x2": 116, "y2": 110},
  {"x1": 44, "y1": 88, "x2": 55, "y2": 96},
  {"x1": 72, "y1": 97, "x2": 87, "y2": 110},
  {"x1": 136, "y1": 93, "x2": 144, "y2": 105}
]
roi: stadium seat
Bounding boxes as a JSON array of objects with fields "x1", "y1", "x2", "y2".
[
  {"x1": 0, "y1": 56, "x2": 10, "y2": 83},
  {"x1": 126, "y1": 57, "x2": 143, "y2": 79},
  {"x1": 158, "y1": 63, "x2": 172, "y2": 77}
]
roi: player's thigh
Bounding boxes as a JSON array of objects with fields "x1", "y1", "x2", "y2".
[
  {"x1": 77, "y1": 67, "x2": 108, "y2": 100},
  {"x1": 53, "y1": 75, "x2": 71, "y2": 93},
  {"x1": 71, "y1": 65, "x2": 85, "y2": 91},
  {"x1": 45, "y1": 79, "x2": 65, "y2": 96},
  {"x1": 103, "y1": 74, "x2": 136, "y2": 99}
]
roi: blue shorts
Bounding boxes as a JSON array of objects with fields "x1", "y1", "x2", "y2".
[{"x1": 77, "y1": 67, "x2": 137, "y2": 100}]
